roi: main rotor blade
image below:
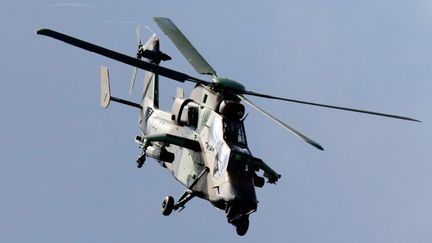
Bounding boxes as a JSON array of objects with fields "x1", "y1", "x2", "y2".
[
  {"x1": 238, "y1": 95, "x2": 324, "y2": 151},
  {"x1": 154, "y1": 17, "x2": 217, "y2": 76},
  {"x1": 36, "y1": 28, "x2": 213, "y2": 86},
  {"x1": 241, "y1": 90, "x2": 420, "y2": 122}
]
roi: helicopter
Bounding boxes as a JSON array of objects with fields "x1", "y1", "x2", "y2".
[{"x1": 37, "y1": 17, "x2": 419, "y2": 236}]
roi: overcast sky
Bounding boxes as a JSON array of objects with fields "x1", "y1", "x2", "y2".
[{"x1": 1, "y1": 1, "x2": 431, "y2": 242}]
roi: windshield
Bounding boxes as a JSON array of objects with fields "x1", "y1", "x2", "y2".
[{"x1": 223, "y1": 119, "x2": 247, "y2": 147}]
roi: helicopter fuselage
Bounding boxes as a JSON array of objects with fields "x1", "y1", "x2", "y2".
[
  {"x1": 36, "y1": 16, "x2": 420, "y2": 236},
  {"x1": 140, "y1": 84, "x2": 259, "y2": 223}
]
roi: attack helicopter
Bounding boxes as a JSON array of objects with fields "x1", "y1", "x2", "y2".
[{"x1": 37, "y1": 17, "x2": 419, "y2": 236}]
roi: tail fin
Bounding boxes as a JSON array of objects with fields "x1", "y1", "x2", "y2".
[
  {"x1": 141, "y1": 35, "x2": 160, "y2": 109},
  {"x1": 100, "y1": 66, "x2": 111, "y2": 108},
  {"x1": 101, "y1": 66, "x2": 142, "y2": 109}
]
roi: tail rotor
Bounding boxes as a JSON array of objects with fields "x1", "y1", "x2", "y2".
[
  {"x1": 129, "y1": 24, "x2": 143, "y2": 94},
  {"x1": 129, "y1": 24, "x2": 171, "y2": 95}
]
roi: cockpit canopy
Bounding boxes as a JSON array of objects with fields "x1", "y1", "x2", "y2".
[{"x1": 223, "y1": 119, "x2": 247, "y2": 147}]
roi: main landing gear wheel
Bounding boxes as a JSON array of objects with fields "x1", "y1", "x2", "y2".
[
  {"x1": 161, "y1": 196, "x2": 174, "y2": 216},
  {"x1": 235, "y1": 217, "x2": 249, "y2": 236}
]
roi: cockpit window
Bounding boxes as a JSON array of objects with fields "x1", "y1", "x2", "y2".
[{"x1": 223, "y1": 119, "x2": 247, "y2": 147}]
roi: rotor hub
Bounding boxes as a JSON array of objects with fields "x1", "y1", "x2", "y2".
[{"x1": 213, "y1": 77, "x2": 246, "y2": 93}]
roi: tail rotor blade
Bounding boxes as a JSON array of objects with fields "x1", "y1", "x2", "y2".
[
  {"x1": 129, "y1": 67, "x2": 138, "y2": 94},
  {"x1": 238, "y1": 94, "x2": 324, "y2": 151},
  {"x1": 136, "y1": 24, "x2": 141, "y2": 45},
  {"x1": 129, "y1": 25, "x2": 141, "y2": 95},
  {"x1": 130, "y1": 32, "x2": 158, "y2": 95}
]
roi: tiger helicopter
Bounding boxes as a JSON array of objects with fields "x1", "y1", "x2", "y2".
[{"x1": 36, "y1": 17, "x2": 420, "y2": 236}]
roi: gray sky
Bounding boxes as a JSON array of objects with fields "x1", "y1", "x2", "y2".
[{"x1": 1, "y1": 1, "x2": 431, "y2": 242}]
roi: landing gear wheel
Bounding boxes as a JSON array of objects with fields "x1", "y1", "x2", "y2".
[
  {"x1": 161, "y1": 196, "x2": 174, "y2": 216},
  {"x1": 235, "y1": 218, "x2": 249, "y2": 236}
]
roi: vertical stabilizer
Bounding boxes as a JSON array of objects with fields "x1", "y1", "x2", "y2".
[
  {"x1": 141, "y1": 35, "x2": 161, "y2": 110},
  {"x1": 100, "y1": 66, "x2": 111, "y2": 108},
  {"x1": 140, "y1": 34, "x2": 170, "y2": 135}
]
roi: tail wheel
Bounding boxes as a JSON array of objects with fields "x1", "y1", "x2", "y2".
[
  {"x1": 235, "y1": 217, "x2": 249, "y2": 236},
  {"x1": 161, "y1": 196, "x2": 174, "y2": 216}
]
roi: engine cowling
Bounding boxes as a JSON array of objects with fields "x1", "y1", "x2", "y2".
[{"x1": 171, "y1": 98, "x2": 199, "y2": 127}]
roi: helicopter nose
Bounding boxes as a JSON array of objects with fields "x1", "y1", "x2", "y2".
[
  {"x1": 218, "y1": 179, "x2": 257, "y2": 222},
  {"x1": 224, "y1": 190, "x2": 257, "y2": 223}
]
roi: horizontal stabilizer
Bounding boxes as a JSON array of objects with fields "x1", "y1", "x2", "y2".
[{"x1": 100, "y1": 66, "x2": 142, "y2": 109}]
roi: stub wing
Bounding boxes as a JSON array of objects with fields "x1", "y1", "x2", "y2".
[{"x1": 136, "y1": 133, "x2": 201, "y2": 152}]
